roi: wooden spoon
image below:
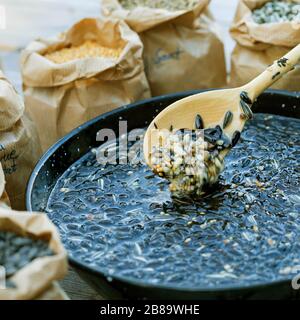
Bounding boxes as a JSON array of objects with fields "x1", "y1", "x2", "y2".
[{"x1": 144, "y1": 44, "x2": 300, "y2": 166}]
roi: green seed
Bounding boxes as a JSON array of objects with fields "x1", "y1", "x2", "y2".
[
  {"x1": 119, "y1": 0, "x2": 200, "y2": 11},
  {"x1": 252, "y1": 1, "x2": 300, "y2": 24}
]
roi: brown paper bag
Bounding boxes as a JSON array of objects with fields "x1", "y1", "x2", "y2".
[
  {"x1": 21, "y1": 18, "x2": 151, "y2": 151},
  {"x1": 0, "y1": 163, "x2": 11, "y2": 209},
  {"x1": 0, "y1": 209, "x2": 68, "y2": 300},
  {"x1": 0, "y1": 71, "x2": 42, "y2": 210},
  {"x1": 229, "y1": 0, "x2": 300, "y2": 89},
  {"x1": 102, "y1": 0, "x2": 227, "y2": 96},
  {"x1": 35, "y1": 282, "x2": 69, "y2": 300}
]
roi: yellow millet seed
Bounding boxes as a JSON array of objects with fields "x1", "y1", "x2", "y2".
[{"x1": 44, "y1": 40, "x2": 123, "y2": 64}]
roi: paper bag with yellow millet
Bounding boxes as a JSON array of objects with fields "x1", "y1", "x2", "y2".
[
  {"x1": 101, "y1": 0, "x2": 227, "y2": 96},
  {"x1": 21, "y1": 18, "x2": 151, "y2": 151},
  {"x1": 0, "y1": 70, "x2": 42, "y2": 210},
  {"x1": 0, "y1": 209, "x2": 68, "y2": 300},
  {"x1": 229, "y1": 0, "x2": 300, "y2": 90}
]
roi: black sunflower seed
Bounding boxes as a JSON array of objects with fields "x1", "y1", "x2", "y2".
[
  {"x1": 231, "y1": 131, "x2": 241, "y2": 147},
  {"x1": 223, "y1": 111, "x2": 233, "y2": 129},
  {"x1": 204, "y1": 126, "x2": 223, "y2": 144},
  {"x1": 175, "y1": 128, "x2": 188, "y2": 135},
  {"x1": 0, "y1": 231, "x2": 53, "y2": 279},
  {"x1": 195, "y1": 114, "x2": 204, "y2": 130},
  {"x1": 215, "y1": 125, "x2": 223, "y2": 133},
  {"x1": 272, "y1": 72, "x2": 280, "y2": 80},
  {"x1": 240, "y1": 100, "x2": 253, "y2": 120},
  {"x1": 277, "y1": 57, "x2": 288, "y2": 68},
  {"x1": 240, "y1": 91, "x2": 252, "y2": 105}
]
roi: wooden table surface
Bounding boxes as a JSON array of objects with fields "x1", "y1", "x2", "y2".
[{"x1": 0, "y1": 0, "x2": 238, "y2": 300}]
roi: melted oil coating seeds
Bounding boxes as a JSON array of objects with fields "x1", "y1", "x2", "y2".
[{"x1": 46, "y1": 113, "x2": 300, "y2": 289}]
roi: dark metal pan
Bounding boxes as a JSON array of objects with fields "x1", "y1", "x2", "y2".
[{"x1": 26, "y1": 89, "x2": 300, "y2": 299}]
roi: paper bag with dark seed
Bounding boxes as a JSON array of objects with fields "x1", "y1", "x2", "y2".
[{"x1": 0, "y1": 209, "x2": 68, "y2": 300}]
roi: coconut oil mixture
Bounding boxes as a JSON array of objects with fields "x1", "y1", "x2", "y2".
[{"x1": 46, "y1": 113, "x2": 300, "y2": 288}]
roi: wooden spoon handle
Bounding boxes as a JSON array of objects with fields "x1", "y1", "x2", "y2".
[{"x1": 242, "y1": 44, "x2": 300, "y2": 101}]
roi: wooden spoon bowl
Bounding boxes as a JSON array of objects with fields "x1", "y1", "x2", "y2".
[{"x1": 144, "y1": 44, "x2": 300, "y2": 167}]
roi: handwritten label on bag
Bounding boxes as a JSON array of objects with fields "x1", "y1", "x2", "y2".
[
  {"x1": 153, "y1": 47, "x2": 184, "y2": 65},
  {"x1": 0, "y1": 145, "x2": 18, "y2": 175}
]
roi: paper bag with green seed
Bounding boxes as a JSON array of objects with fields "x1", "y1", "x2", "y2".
[{"x1": 229, "y1": 0, "x2": 300, "y2": 90}]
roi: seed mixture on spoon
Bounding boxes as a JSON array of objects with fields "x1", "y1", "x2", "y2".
[{"x1": 150, "y1": 113, "x2": 239, "y2": 197}]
